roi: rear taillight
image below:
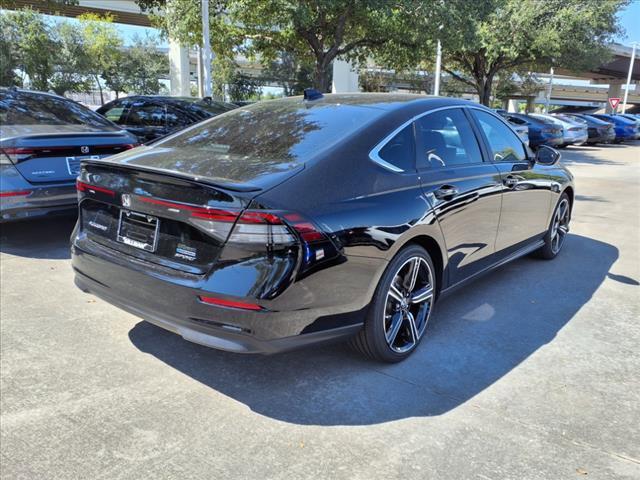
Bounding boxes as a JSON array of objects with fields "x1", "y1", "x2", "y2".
[
  {"x1": 138, "y1": 196, "x2": 326, "y2": 247},
  {"x1": 76, "y1": 180, "x2": 116, "y2": 196},
  {"x1": 0, "y1": 190, "x2": 32, "y2": 197},
  {"x1": 1, "y1": 146, "x2": 66, "y2": 163}
]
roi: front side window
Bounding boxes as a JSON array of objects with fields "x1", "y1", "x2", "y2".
[
  {"x1": 472, "y1": 110, "x2": 527, "y2": 163},
  {"x1": 416, "y1": 108, "x2": 483, "y2": 168},
  {"x1": 377, "y1": 125, "x2": 415, "y2": 171},
  {"x1": 100, "y1": 102, "x2": 129, "y2": 124}
]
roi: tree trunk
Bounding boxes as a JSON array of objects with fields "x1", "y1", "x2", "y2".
[
  {"x1": 313, "y1": 66, "x2": 328, "y2": 92},
  {"x1": 313, "y1": 57, "x2": 332, "y2": 93},
  {"x1": 476, "y1": 76, "x2": 493, "y2": 106},
  {"x1": 94, "y1": 74, "x2": 104, "y2": 105}
]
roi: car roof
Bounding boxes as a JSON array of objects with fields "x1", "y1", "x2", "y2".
[
  {"x1": 0, "y1": 87, "x2": 72, "y2": 102},
  {"x1": 274, "y1": 93, "x2": 473, "y2": 112}
]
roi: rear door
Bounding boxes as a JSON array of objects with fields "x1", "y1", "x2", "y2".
[
  {"x1": 123, "y1": 101, "x2": 169, "y2": 142},
  {"x1": 469, "y1": 108, "x2": 552, "y2": 254},
  {"x1": 415, "y1": 107, "x2": 502, "y2": 285}
]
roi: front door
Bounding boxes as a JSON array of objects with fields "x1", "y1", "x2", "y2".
[
  {"x1": 469, "y1": 109, "x2": 553, "y2": 255},
  {"x1": 415, "y1": 108, "x2": 502, "y2": 286}
]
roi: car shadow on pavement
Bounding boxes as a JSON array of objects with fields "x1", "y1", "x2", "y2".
[
  {"x1": 129, "y1": 233, "x2": 617, "y2": 426},
  {"x1": 0, "y1": 214, "x2": 76, "y2": 259}
]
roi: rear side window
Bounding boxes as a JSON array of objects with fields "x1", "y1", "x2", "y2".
[
  {"x1": 472, "y1": 110, "x2": 527, "y2": 163},
  {"x1": 165, "y1": 106, "x2": 194, "y2": 128},
  {"x1": 378, "y1": 125, "x2": 415, "y2": 171},
  {"x1": 126, "y1": 102, "x2": 166, "y2": 127},
  {"x1": 0, "y1": 91, "x2": 114, "y2": 127},
  {"x1": 416, "y1": 108, "x2": 483, "y2": 168}
]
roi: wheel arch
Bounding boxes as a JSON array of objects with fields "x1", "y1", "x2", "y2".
[
  {"x1": 563, "y1": 185, "x2": 574, "y2": 212},
  {"x1": 404, "y1": 235, "x2": 445, "y2": 299}
]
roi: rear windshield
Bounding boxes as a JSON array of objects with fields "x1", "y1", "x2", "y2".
[
  {"x1": 155, "y1": 99, "x2": 384, "y2": 167},
  {"x1": 0, "y1": 91, "x2": 113, "y2": 127}
]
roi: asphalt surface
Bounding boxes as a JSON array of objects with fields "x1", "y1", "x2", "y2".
[{"x1": 1, "y1": 143, "x2": 639, "y2": 480}]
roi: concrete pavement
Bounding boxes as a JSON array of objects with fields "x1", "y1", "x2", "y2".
[{"x1": 1, "y1": 143, "x2": 639, "y2": 479}]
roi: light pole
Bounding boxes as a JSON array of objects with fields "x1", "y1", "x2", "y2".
[
  {"x1": 201, "y1": 0, "x2": 212, "y2": 98},
  {"x1": 433, "y1": 25, "x2": 443, "y2": 96},
  {"x1": 622, "y1": 42, "x2": 637, "y2": 114},
  {"x1": 544, "y1": 67, "x2": 554, "y2": 113}
]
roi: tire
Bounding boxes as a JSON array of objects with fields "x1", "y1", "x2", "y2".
[
  {"x1": 533, "y1": 192, "x2": 571, "y2": 260},
  {"x1": 351, "y1": 244, "x2": 436, "y2": 363}
]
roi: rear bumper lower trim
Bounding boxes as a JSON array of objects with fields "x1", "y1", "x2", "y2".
[{"x1": 74, "y1": 272, "x2": 362, "y2": 354}]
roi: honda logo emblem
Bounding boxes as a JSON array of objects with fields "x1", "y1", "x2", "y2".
[
  {"x1": 80, "y1": 146, "x2": 90, "y2": 154},
  {"x1": 121, "y1": 194, "x2": 131, "y2": 208}
]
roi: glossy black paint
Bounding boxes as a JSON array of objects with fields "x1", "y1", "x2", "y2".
[
  {"x1": 72, "y1": 94, "x2": 574, "y2": 354},
  {"x1": 96, "y1": 96, "x2": 236, "y2": 143}
]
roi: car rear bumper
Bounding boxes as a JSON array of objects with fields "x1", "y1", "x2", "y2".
[
  {"x1": 537, "y1": 136, "x2": 563, "y2": 147},
  {"x1": 71, "y1": 236, "x2": 379, "y2": 354},
  {"x1": 0, "y1": 182, "x2": 77, "y2": 222}
]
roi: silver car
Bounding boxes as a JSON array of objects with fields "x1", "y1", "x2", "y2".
[
  {"x1": 531, "y1": 113, "x2": 588, "y2": 147},
  {"x1": 1, "y1": 88, "x2": 138, "y2": 222}
]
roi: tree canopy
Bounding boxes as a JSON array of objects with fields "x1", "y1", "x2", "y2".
[
  {"x1": 0, "y1": 9, "x2": 168, "y2": 102},
  {"x1": 433, "y1": 0, "x2": 629, "y2": 105}
]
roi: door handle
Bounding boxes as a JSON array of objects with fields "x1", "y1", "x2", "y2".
[{"x1": 433, "y1": 185, "x2": 459, "y2": 199}]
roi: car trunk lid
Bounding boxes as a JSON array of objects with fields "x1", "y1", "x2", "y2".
[
  {"x1": 1, "y1": 130, "x2": 137, "y2": 183},
  {"x1": 77, "y1": 162, "x2": 258, "y2": 275}
]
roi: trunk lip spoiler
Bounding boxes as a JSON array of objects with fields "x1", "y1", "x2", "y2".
[{"x1": 81, "y1": 157, "x2": 274, "y2": 193}]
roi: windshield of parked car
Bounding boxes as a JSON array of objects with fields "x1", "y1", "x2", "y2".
[
  {"x1": 0, "y1": 91, "x2": 114, "y2": 127},
  {"x1": 153, "y1": 99, "x2": 385, "y2": 169}
]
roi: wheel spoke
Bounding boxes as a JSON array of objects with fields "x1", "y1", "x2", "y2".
[
  {"x1": 406, "y1": 258, "x2": 421, "y2": 292},
  {"x1": 559, "y1": 201, "x2": 567, "y2": 219},
  {"x1": 411, "y1": 285, "x2": 433, "y2": 304},
  {"x1": 405, "y1": 311, "x2": 419, "y2": 342},
  {"x1": 388, "y1": 283, "x2": 404, "y2": 303},
  {"x1": 385, "y1": 312, "x2": 403, "y2": 346},
  {"x1": 558, "y1": 225, "x2": 568, "y2": 235}
]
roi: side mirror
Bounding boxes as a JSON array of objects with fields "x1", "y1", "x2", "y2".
[{"x1": 534, "y1": 145, "x2": 561, "y2": 165}]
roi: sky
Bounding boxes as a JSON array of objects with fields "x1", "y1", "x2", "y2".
[{"x1": 616, "y1": 0, "x2": 640, "y2": 43}]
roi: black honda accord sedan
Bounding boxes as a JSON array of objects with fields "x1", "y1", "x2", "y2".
[{"x1": 72, "y1": 93, "x2": 574, "y2": 362}]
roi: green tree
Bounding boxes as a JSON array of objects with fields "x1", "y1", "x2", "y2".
[
  {"x1": 4, "y1": 9, "x2": 56, "y2": 91},
  {"x1": 123, "y1": 34, "x2": 168, "y2": 95},
  {"x1": 78, "y1": 13, "x2": 123, "y2": 104},
  {"x1": 49, "y1": 20, "x2": 92, "y2": 96},
  {"x1": 227, "y1": 0, "x2": 434, "y2": 92},
  {"x1": 228, "y1": 71, "x2": 262, "y2": 101},
  {"x1": 263, "y1": 52, "x2": 314, "y2": 96},
  {"x1": 0, "y1": 13, "x2": 21, "y2": 86},
  {"x1": 137, "y1": 0, "x2": 437, "y2": 93},
  {"x1": 437, "y1": 0, "x2": 628, "y2": 105}
]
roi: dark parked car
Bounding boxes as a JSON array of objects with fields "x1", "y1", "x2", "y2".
[
  {"x1": 96, "y1": 96, "x2": 237, "y2": 143},
  {"x1": 0, "y1": 88, "x2": 138, "y2": 222},
  {"x1": 558, "y1": 113, "x2": 615, "y2": 145},
  {"x1": 497, "y1": 112, "x2": 563, "y2": 148},
  {"x1": 72, "y1": 94, "x2": 574, "y2": 362},
  {"x1": 588, "y1": 114, "x2": 638, "y2": 142}
]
